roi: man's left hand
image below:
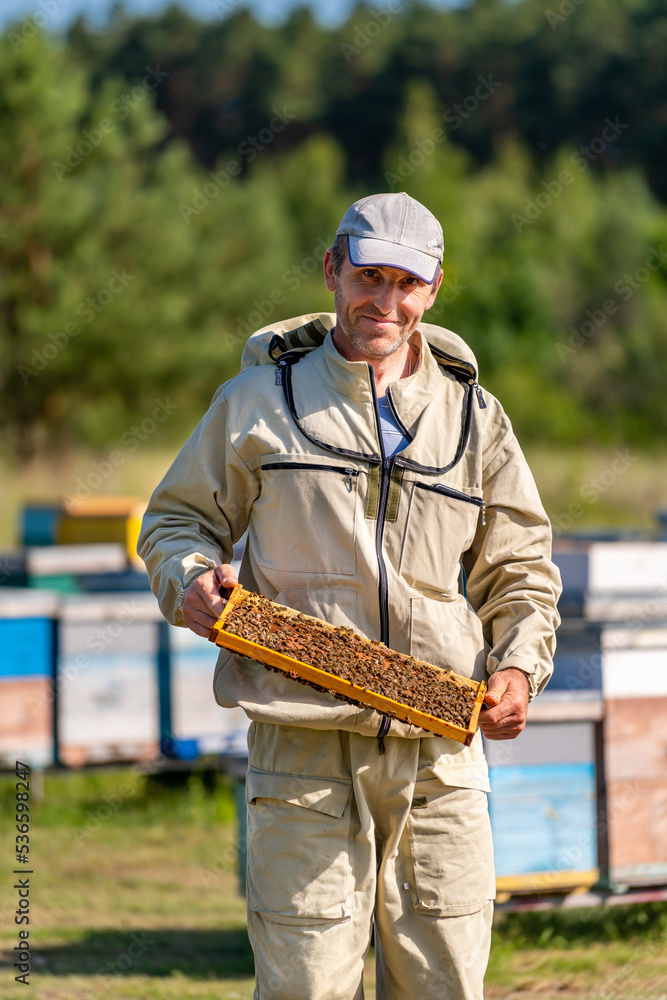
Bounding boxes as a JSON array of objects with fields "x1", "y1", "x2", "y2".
[{"x1": 479, "y1": 668, "x2": 530, "y2": 741}]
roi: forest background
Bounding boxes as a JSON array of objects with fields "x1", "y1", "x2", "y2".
[{"x1": 1, "y1": 0, "x2": 666, "y2": 542}]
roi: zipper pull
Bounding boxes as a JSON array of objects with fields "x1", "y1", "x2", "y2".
[
  {"x1": 468, "y1": 378, "x2": 486, "y2": 408},
  {"x1": 344, "y1": 469, "x2": 355, "y2": 492},
  {"x1": 377, "y1": 715, "x2": 391, "y2": 754},
  {"x1": 481, "y1": 500, "x2": 486, "y2": 526},
  {"x1": 274, "y1": 367, "x2": 282, "y2": 385}
]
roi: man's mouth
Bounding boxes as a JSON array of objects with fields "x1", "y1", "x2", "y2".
[{"x1": 362, "y1": 315, "x2": 400, "y2": 328}]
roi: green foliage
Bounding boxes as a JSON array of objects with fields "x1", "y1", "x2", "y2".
[
  {"x1": 65, "y1": 0, "x2": 667, "y2": 199},
  {"x1": 0, "y1": 33, "x2": 210, "y2": 456},
  {"x1": 1, "y1": 5, "x2": 666, "y2": 457}
]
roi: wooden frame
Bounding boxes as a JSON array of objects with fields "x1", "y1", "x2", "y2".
[{"x1": 209, "y1": 586, "x2": 487, "y2": 746}]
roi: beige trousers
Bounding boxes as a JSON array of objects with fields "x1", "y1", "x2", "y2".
[{"x1": 245, "y1": 723, "x2": 495, "y2": 1000}]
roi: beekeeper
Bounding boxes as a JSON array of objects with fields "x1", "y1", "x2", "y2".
[{"x1": 139, "y1": 192, "x2": 562, "y2": 1000}]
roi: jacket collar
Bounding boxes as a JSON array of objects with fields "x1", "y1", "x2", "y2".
[
  {"x1": 312, "y1": 328, "x2": 375, "y2": 403},
  {"x1": 313, "y1": 328, "x2": 449, "y2": 411},
  {"x1": 287, "y1": 329, "x2": 472, "y2": 472},
  {"x1": 386, "y1": 331, "x2": 458, "y2": 438}
]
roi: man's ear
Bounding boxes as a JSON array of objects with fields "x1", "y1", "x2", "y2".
[
  {"x1": 323, "y1": 249, "x2": 337, "y2": 292},
  {"x1": 426, "y1": 268, "x2": 443, "y2": 309}
]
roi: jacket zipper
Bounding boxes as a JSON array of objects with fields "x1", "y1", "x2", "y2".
[
  {"x1": 279, "y1": 352, "x2": 476, "y2": 473},
  {"x1": 469, "y1": 379, "x2": 486, "y2": 409},
  {"x1": 262, "y1": 462, "x2": 360, "y2": 492},
  {"x1": 393, "y1": 378, "x2": 475, "y2": 477},
  {"x1": 369, "y1": 369, "x2": 393, "y2": 754},
  {"x1": 427, "y1": 343, "x2": 486, "y2": 407},
  {"x1": 280, "y1": 361, "x2": 382, "y2": 464},
  {"x1": 386, "y1": 385, "x2": 412, "y2": 441},
  {"x1": 414, "y1": 481, "x2": 486, "y2": 525}
]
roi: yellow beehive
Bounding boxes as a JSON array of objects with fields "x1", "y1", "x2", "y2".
[{"x1": 57, "y1": 496, "x2": 146, "y2": 566}]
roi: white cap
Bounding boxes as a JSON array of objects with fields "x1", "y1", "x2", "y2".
[{"x1": 336, "y1": 192, "x2": 444, "y2": 282}]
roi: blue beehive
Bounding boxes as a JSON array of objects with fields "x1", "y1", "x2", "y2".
[
  {"x1": 0, "y1": 616, "x2": 54, "y2": 679},
  {"x1": 489, "y1": 761, "x2": 597, "y2": 877},
  {"x1": 20, "y1": 505, "x2": 61, "y2": 547}
]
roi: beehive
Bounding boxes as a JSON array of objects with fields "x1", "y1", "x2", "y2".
[
  {"x1": 58, "y1": 496, "x2": 146, "y2": 567},
  {"x1": 209, "y1": 586, "x2": 486, "y2": 745}
]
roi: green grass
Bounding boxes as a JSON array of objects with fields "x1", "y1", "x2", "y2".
[
  {"x1": 1, "y1": 770, "x2": 667, "y2": 999},
  {"x1": 488, "y1": 908, "x2": 667, "y2": 998},
  {"x1": 1, "y1": 769, "x2": 256, "y2": 999},
  {"x1": 495, "y1": 904, "x2": 667, "y2": 946}
]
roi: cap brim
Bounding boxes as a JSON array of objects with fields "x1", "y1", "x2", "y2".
[{"x1": 347, "y1": 236, "x2": 440, "y2": 283}]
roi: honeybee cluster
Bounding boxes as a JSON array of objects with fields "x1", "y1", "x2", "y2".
[{"x1": 223, "y1": 592, "x2": 477, "y2": 730}]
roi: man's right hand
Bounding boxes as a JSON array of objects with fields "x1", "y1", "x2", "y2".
[{"x1": 182, "y1": 564, "x2": 239, "y2": 637}]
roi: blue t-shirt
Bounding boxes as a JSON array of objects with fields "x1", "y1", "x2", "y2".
[{"x1": 377, "y1": 394, "x2": 411, "y2": 457}]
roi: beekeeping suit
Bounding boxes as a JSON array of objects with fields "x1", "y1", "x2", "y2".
[{"x1": 139, "y1": 311, "x2": 561, "y2": 1000}]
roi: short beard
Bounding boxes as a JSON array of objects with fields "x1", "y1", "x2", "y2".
[
  {"x1": 335, "y1": 289, "x2": 411, "y2": 360},
  {"x1": 341, "y1": 324, "x2": 410, "y2": 360}
]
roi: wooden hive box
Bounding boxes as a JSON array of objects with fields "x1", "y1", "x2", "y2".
[
  {"x1": 0, "y1": 591, "x2": 59, "y2": 768},
  {"x1": 57, "y1": 496, "x2": 147, "y2": 567},
  {"x1": 209, "y1": 586, "x2": 486, "y2": 745}
]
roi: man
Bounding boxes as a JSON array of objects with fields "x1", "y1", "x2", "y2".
[{"x1": 139, "y1": 192, "x2": 561, "y2": 1000}]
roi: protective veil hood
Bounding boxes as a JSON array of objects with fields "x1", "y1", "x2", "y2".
[{"x1": 240, "y1": 312, "x2": 479, "y2": 382}]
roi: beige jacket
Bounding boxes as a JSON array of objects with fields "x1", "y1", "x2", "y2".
[{"x1": 139, "y1": 313, "x2": 562, "y2": 791}]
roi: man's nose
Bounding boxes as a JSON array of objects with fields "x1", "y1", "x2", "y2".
[{"x1": 373, "y1": 281, "x2": 401, "y2": 314}]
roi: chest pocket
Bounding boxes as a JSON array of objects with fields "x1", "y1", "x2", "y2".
[
  {"x1": 399, "y1": 480, "x2": 485, "y2": 595},
  {"x1": 253, "y1": 460, "x2": 360, "y2": 576}
]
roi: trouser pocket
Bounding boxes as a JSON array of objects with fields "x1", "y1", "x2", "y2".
[
  {"x1": 246, "y1": 767, "x2": 354, "y2": 923},
  {"x1": 404, "y1": 780, "x2": 495, "y2": 916}
]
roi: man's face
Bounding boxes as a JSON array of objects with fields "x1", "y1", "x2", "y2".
[{"x1": 323, "y1": 249, "x2": 442, "y2": 363}]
